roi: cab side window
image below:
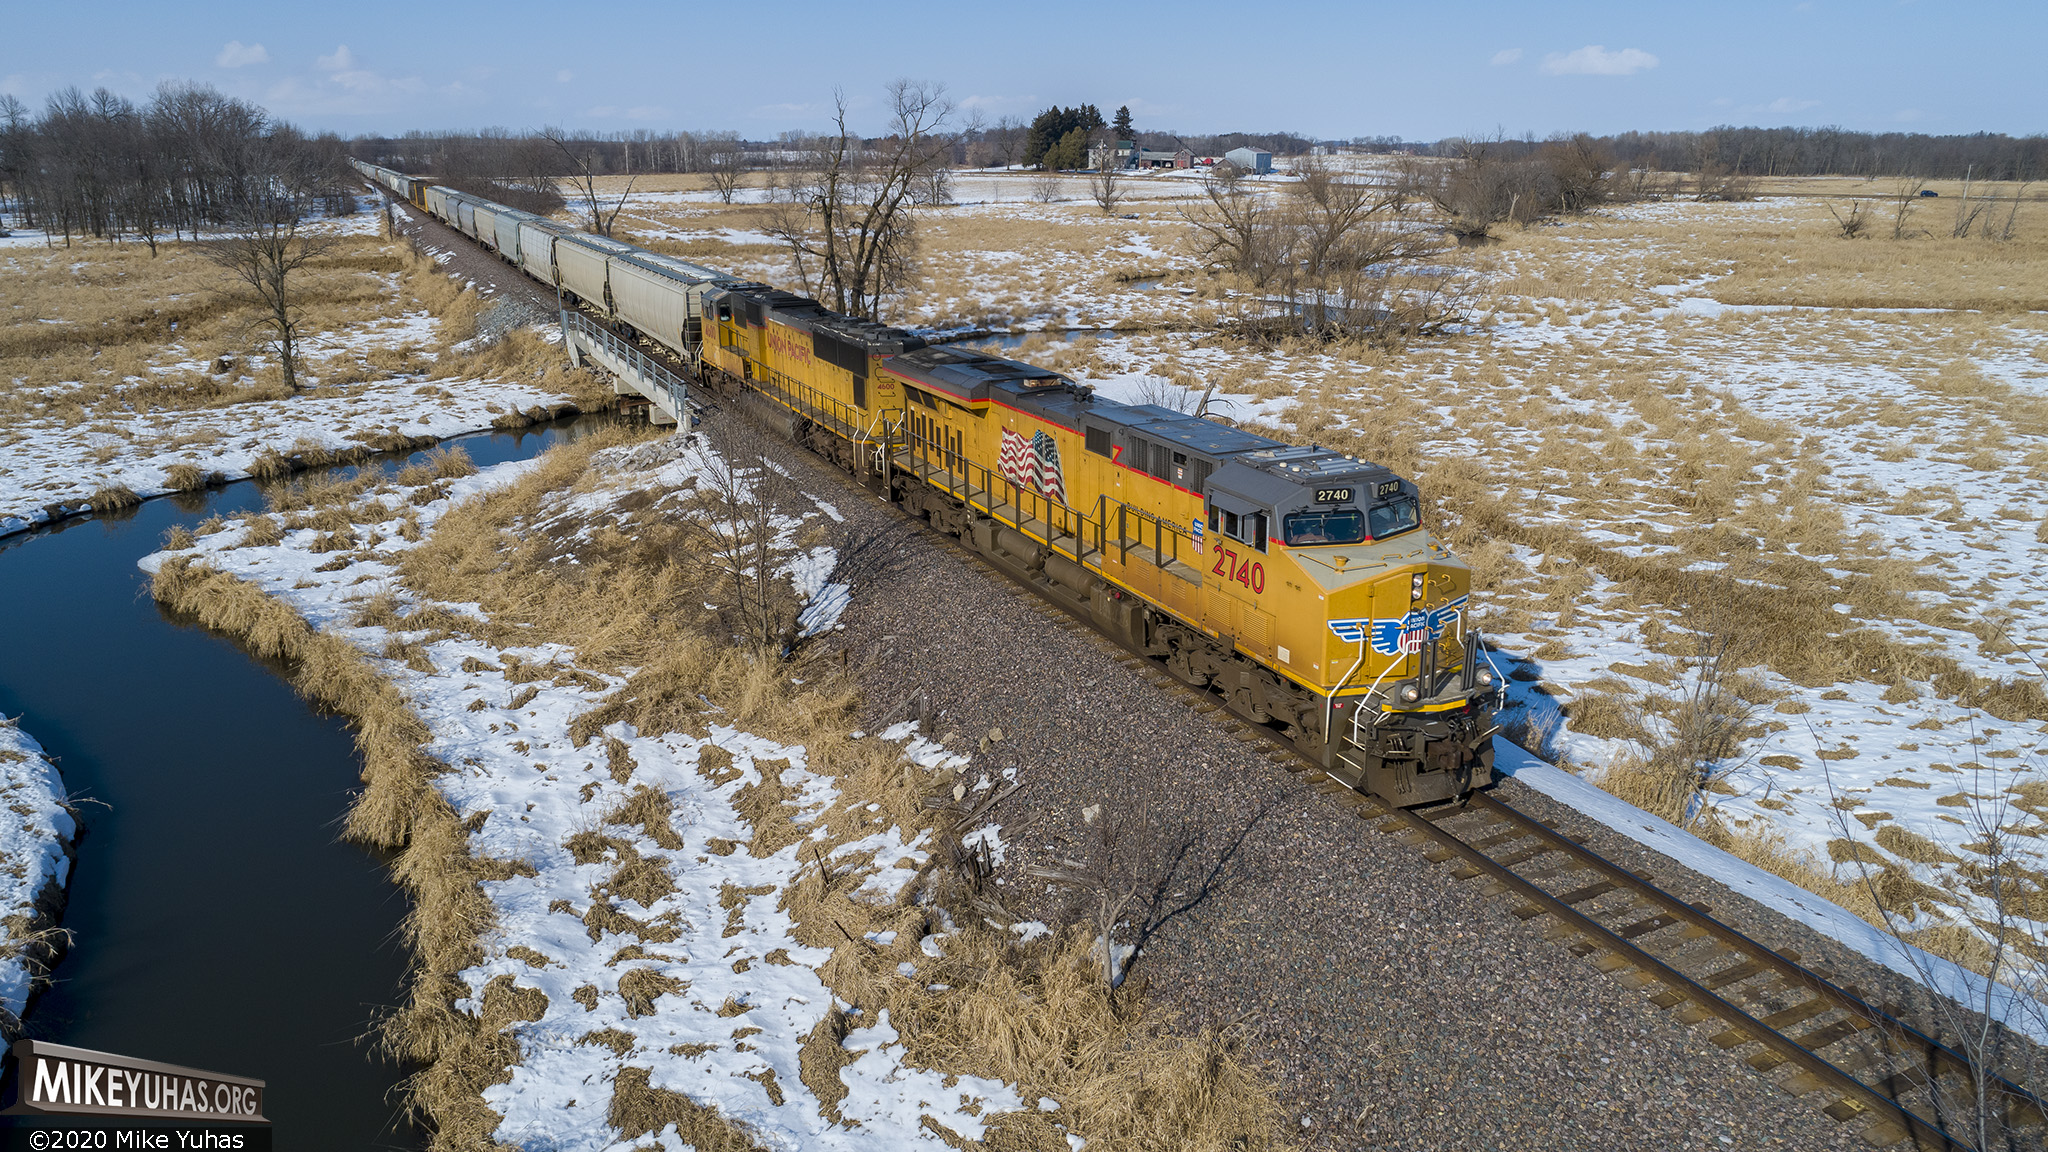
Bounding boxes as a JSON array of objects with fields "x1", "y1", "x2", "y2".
[{"x1": 1208, "y1": 506, "x2": 1267, "y2": 552}]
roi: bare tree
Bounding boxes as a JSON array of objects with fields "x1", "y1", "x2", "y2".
[
  {"x1": 1693, "y1": 161, "x2": 1757, "y2": 202},
  {"x1": 764, "y1": 80, "x2": 957, "y2": 320},
  {"x1": 1540, "y1": 133, "x2": 1613, "y2": 213},
  {"x1": 1030, "y1": 169, "x2": 1062, "y2": 203},
  {"x1": 704, "y1": 133, "x2": 746, "y2": 204},
  {"x1": 1826, "y1": 199, "x2": 1870, "y2": 239},
  {"x1": 1816, "y1": 704, "x2": 2048, "y2": 1151},
  {"x1": 1030, "y1": 773, "x2": 1279, "y2": 988},
  {"x1": 691, "y1": 428, "x2": 800, "y2": 648},
  {"x1": 200, "y1": 136, "x2": 337, "y2": 390},
  {"x1": 1087, "y1": 131, "x2": 1122, "y2": 214},
  {"x1": 1890, "y1": 177, "x2": 1928, "y2": 240},
  {"x1": 543, "y1": 126, "x2": 637, "y2": 237},
  {"x1": 1184, "y1": 157, "x2": 1456, "y2": 344},
  {"x1": 1180, "y1": 167, "x2": 1284, "y2": 287},
  {"x1": 989, "y1": 116, "x2": 1025, "y2": 168},
  {"x1": 1996, "y1": 181, "x2": 2032, "y2": 242},
  {"x1": 1399, "y1": 140, "x2": 1517, "y2": 238}
]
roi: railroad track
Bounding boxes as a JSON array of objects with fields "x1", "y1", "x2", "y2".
[{"x1": 971, "y1": 560, "x2": 2047, "y2": 1152}]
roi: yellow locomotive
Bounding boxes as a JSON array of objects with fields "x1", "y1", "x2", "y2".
[{"x1": 701, "y1": 282, "x2": 1500, "y2": 805}]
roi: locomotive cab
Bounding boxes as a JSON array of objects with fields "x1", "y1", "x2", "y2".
[{"x1": 1208, "y1": 447, "x2": 1500, "y2": 805}]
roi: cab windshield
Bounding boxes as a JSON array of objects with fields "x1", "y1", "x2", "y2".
[
  {"x1": 1283, "y1": 498, "x2": 1419, "y2": 547},
  {"x1": 1283, "y1": 509, "x2": 1366, "y2": 546},
  {"x1": 1369, "y1": 498, "x2": 1420, "y2": 539}
]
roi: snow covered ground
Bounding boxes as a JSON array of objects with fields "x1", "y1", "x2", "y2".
[
  {"x1": 0, "y1": 718, "x2": 75, "y2": 1027},
  {"x1": 0, "y1": 208, "x2": 583, "y2": 540},
  {"x1": 1445, "y1": 202, "x2": 2048, "y2": 972},
  {"x1": 140, "y1": 437, "x2": 1037, "y2": 1150},
  {"x1": 0, "y1": 373, "x2": 577, "y2": 539}
]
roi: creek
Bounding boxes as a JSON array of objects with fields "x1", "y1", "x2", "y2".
[{"x1": 0, "y1": 415, "x2": 605, "y2": 1147}]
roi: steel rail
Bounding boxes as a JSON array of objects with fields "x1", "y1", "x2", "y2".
[
  {"x1": 1387, "y1": 797, "x2": 1959, "y2": 1148},
  {"x1": 1463, "y1": 792, "x2": 2039, "y2": 1115},
  {"x1": 1382, "y1": 789, "x2": 2048, "y2": 1152}
]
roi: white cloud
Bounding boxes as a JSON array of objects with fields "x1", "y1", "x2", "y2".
[
  {"x1": 1767, "y1": 96, "x2": 1818, "y2": 114},
  {"x1": 215, "y1": 41, "x2": 269, "y2": 69},
  {"x1": 316, "y1": 45, "x2": 354, "y2": 72},
  {"x1": 1540, "y1": 45, "x2": 1658, "y2": 76},
  {"x1": 556, "y1": 70, "x2": 573, "y2": 84},
  {"x1": 1489, "y1": 48, "x2": 1523, "y2": 67}
]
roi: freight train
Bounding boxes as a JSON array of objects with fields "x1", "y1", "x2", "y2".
[{"x1": 351, "y1": 159, "x2": 1501, "y2": 805}]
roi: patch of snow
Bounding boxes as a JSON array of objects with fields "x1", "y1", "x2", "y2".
[{"x1": 0, "y1": 719, "x2": 75, "y2": 1022}]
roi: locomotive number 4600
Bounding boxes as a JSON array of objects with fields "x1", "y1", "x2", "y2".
[{"x1": 1210, "y1": 546, "x2": 1266, "y2": 594}]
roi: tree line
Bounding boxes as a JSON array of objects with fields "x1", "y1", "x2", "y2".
[
  {"x1": 1400, "y1": 126, "x2": 2044, "y2": 183},
  {"x1": 0, "y1": 83, "x2": 357, "y2": 251}
]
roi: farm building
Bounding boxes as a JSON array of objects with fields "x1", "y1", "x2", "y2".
[{"x1": 1223, "y1": 147, "x2": 1273, "y2": 174}]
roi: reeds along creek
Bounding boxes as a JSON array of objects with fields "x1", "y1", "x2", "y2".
[{"x1": 145, "y1": 427, "x2": 1291, "y2": 1151}]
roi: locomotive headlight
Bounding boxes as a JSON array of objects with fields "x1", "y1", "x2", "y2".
[
  {"x1": 1398, "y1": 682, "x2": 1422, "y2": 703},
  {"x1": 1410, "y1": 572, "x2": 1425, "y2": 601},
  {"x1": 1475, "y1": 667, "x2": 1495, "y2": 688}
]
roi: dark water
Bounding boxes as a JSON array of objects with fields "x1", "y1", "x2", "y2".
[{"x1": 0, "y1": 416, "x2": 605, "y2": 1146}]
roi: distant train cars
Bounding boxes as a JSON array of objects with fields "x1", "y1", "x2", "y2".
[{"x1": 349, "y1": 158, "x2": 1500, "y2": 806}]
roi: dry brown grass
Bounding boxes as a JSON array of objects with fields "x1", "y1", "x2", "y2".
[
  {"x1": 87, "y1": 483, "x2": 140, "y2": 511},
  {"x1": 147, "y1": 555, "x2": 509, "y2": 1147},
  {"x1": 0, "y1": 235, "x2": 412, "y2": 424},
  {"x1": 382, "y1": 428, "x2": 1288, "y2": 1148}
]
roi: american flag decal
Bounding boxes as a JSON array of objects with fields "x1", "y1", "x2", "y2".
[{"x1": 999, "y1": 428, "x2": 1069, "y2": 506}]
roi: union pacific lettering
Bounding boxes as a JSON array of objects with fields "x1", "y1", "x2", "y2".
[{"x1": 765, "y1": 323, "x2": 814, "y2": 366}]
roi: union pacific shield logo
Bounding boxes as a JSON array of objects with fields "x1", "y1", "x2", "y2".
[
  {"x1": 1328, "y1": 596, "x2": 1469, "y2": 656},
  {"x1": 1391, "y1": 610, "x2": 1430, "y2": 655}
]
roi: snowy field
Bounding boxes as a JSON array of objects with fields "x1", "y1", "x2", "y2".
[
  {"x1": 0, "y1": 210, "x2": 582, "y2": 539},
  {"x1": 616, "y1": 174, "x2": 2048, "y2": 974},
  {"x1": 0, "y1": 718, "x2": 74, "y2": 1028},
  {"x1": 141, "y1": 438, "x2": 1048, "y2": 1150}
]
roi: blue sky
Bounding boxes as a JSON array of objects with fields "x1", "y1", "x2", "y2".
[{"x1": 5, "y1": 0, "x2": 2041, "y2": 140}]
